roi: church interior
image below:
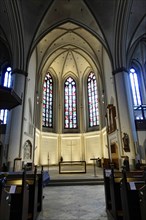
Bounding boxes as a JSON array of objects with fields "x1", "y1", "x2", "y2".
[
  {"x1": 0, "y1": 0, "x2": 146, "y2": 219},
  {"x1": 0, "y1": 0, "x2": 145, "y2": 172}
]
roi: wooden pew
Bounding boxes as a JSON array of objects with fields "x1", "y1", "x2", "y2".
[
  {"x1": 139, "y1": 184, "x2": 146, "y2": 220},
  {"x1": 103, "y1": 168, "x2": 122, "y2": 217},
  {"x1": 109, "y1": 168, "x2": 123, "y2": 220},
  {"x1": 120, "y1": 170, "x2": 145, "y2": 220},
  {"x1": 103, "y1": 168, "x2": 145, "y2": 220},
  {"x1": 103, "y1": 168, "x2": 112, "y2": 213},
  {"x1": 27, "y1": 166, "x2": 39, "y2": 220},
  {"x1": 0, "y1": 166, "x2": 44, "y2": 220},
  {"x1": 36, "y1": 166, "x2": 43, "y2": 212},
  {"x1": 5, "y1": 170, "x2": 29, "y2": 220},
  {"x1": 25, "y1": 166, "x2": 44, "y2": 214},
  {"x1": 0, "y1": 177, "x2": 11, "y2": 220},
  {"x1": 110, "y1": 169, "x2": 143, "y2": 220}
]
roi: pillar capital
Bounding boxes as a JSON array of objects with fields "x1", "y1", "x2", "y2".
[
  {"x1": 112, "y1": 67, "x2": 128, "y2": 75},
  {"x1": 12, "y1": 68, "x2": 28, "y2": 77}
]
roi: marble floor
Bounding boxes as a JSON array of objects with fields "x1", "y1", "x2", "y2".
[
  {"x1": 37, "y1": 185, "x2": 108, "y2": 220},
  {"x1": 37, "y1": 165, "x2": 108, "y2": 220}
]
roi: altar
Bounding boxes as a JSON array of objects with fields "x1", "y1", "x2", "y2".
[{"x1": 59, "y1": 161, "x2": 86, "y2": 174}]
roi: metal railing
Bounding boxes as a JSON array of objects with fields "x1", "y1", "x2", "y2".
[{"x1": 134, "y1": 105, "x2": 146, "y2": 120}]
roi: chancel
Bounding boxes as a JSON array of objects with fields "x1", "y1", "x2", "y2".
[{"x1": 0, "y1": 0, "x2": 146, "y2": 219}]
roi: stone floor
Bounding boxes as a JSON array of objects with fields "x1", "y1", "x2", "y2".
[
  {"x1": 47, "y1": 163, "x2": 104, "y2": 179},
  {"x1": 37, "y1": 185, "x2": 108, "y2": 220},
  {"x1": 37, "y1": 165, "x2": 108, "y2": 220}
]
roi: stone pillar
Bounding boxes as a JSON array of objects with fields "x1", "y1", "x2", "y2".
[
  {"x1": 6, "y1": 69, "x2": 27, "y2": 170},
  {"x1": 113, "y1": 67, "x2": 138, "y2": 165}
]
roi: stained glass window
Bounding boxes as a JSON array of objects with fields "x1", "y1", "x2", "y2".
[
  {"x1": 64, "y1": 77, "x2": 77, "y2": 129},
  {"x1": 42, "y1": 73, "x2": 53, "y2": 128},
  {"x1": 0, "y1": 66, "x2": 12, "y2": 124},
  {"x1": 129, "y1": 68, "x2": 142, "y2": 106},
  {"x1": 87, "y1": 72, "x2": 99, "y2": 127}
]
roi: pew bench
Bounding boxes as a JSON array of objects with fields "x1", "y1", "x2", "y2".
[
  {"x1": 0, "y1": 166, "x2": 44, "y2": 220},
  {"x1": 6, "y1": 184, "x2": 29, "y2": 220},
  {"x1": 6, "y1": 169, "x2": 43, "y2": 211},
  {"x1": 0, "y1": 171, "x2": 29, "y2": 220},
  {"x1": 103, "y1": 168, "x2": 146, "y2": 220},
  {"x1": 139, "y1": 184, "x2": 146, "y2": 220},
  {"x1": 0, "y1": 178, "x2": 11, "y2": 220},
  {"x1": 120, "y1": 171, "x2": 145, "y2": 220},
  {"x1": 103, "y1": 168, "x2": 122, "y2": 216},
  {"x1": 109, "y1": 176, "x2": 123, "y2": 220}
]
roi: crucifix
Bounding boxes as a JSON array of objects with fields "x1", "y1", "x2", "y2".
[{"x1": 67, "y1": 140, "x2": 75, "y2": 162}]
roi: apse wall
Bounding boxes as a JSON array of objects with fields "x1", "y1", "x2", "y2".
[{"x1": 34, "y1": 128, "x2": 107, "y2": 166}]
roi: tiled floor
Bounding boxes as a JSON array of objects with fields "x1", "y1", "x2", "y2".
[
  {"x1": 47, "y1": 164, "x2": 104, "y2": 180},
  {"x1": 37, "y1": 165, "x2": 108, "y2": 220},
  {"x1": 38, "y1": 185, "x2": 107, "y2": 220}
]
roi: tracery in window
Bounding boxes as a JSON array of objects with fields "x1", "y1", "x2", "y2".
[
  {"x1": 42, "y1": 73, "x2": 53, "y2": 128},
  {"x1": 129, "y1": 68, "x2": 142, "y2": 106},
  {"x1": 64, "y1": 77, "x2": 77, "y2": 129},
  {"x1": 0, "y1": 66, "x2": 12, "y2": 124},
  {"x1": 87, "y1": 72, "x2": 99, "y2": 127}
]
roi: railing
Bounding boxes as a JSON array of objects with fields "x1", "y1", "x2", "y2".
[
  {"x1": 134, "y1": 105, "x2": 146, "y2": 120},
  {"x1": 134, "y1": 105, "x2": 146, "y2": 130}
]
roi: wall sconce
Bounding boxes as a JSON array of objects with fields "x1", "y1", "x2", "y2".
[
  {"x1": 36, "y1": 91, "x2": 39, "y2": 104},
  {"x1": 102, "y1": 90, "x2": 104, "y2": 103}
]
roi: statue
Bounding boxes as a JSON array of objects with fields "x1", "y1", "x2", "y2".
[{"x1": 122, "y1": 133, "x2": 130, "y2": 152}]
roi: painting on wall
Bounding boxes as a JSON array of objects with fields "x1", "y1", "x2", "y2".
[{"x1": 105, "y1": 104, "x2": 117, "y2": 134}]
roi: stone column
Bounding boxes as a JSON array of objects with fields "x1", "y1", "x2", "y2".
[
  {"x1": 6, "y1": 69, "x2": 27, "y2": 170},
  {"x1": 113, "y1": 67, "x2": 138, "y2": 164}
]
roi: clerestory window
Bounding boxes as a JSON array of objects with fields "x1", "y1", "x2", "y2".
[
  {"x1": 129, "y1": 67, "x2": 146, "y2": 120},
  {"x1": 129, "y1": 68, "x2": 142, "y2": 106},
  {"x1": 0, "y1": 66, "x2": 12, "y2": 124}
]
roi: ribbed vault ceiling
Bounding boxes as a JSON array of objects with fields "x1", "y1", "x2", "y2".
[{"x1": 36, "y1": 22, "x2": 103, "y2": 79}]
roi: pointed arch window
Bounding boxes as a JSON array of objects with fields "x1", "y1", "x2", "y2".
[
  {"x1": 129, "y1": 68, "x2": 142, "y2": 106},
  {"x1": 0, "y1": 66, "x2": 12, "y2": 124},
  {"x1": 42, "y1": 73, "x2": 53, "y2": 128},
  {"x1": 87, "y1": 72, "x2": 99, "y2": 127},
  {"x1": 64, "y1": 77, "x2": 77, "y2": 129},
  {"x1": 3, "y1": 67, "x2": 12, "y2": 88}
]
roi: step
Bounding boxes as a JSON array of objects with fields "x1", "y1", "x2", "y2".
[{"x1": 47, "y1": 178, "x2": 104, "y2": 186}]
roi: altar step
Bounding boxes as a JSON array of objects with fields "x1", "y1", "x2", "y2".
[{"x1": 47, "y1": 178, "x2": 104, "y2": 186}]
